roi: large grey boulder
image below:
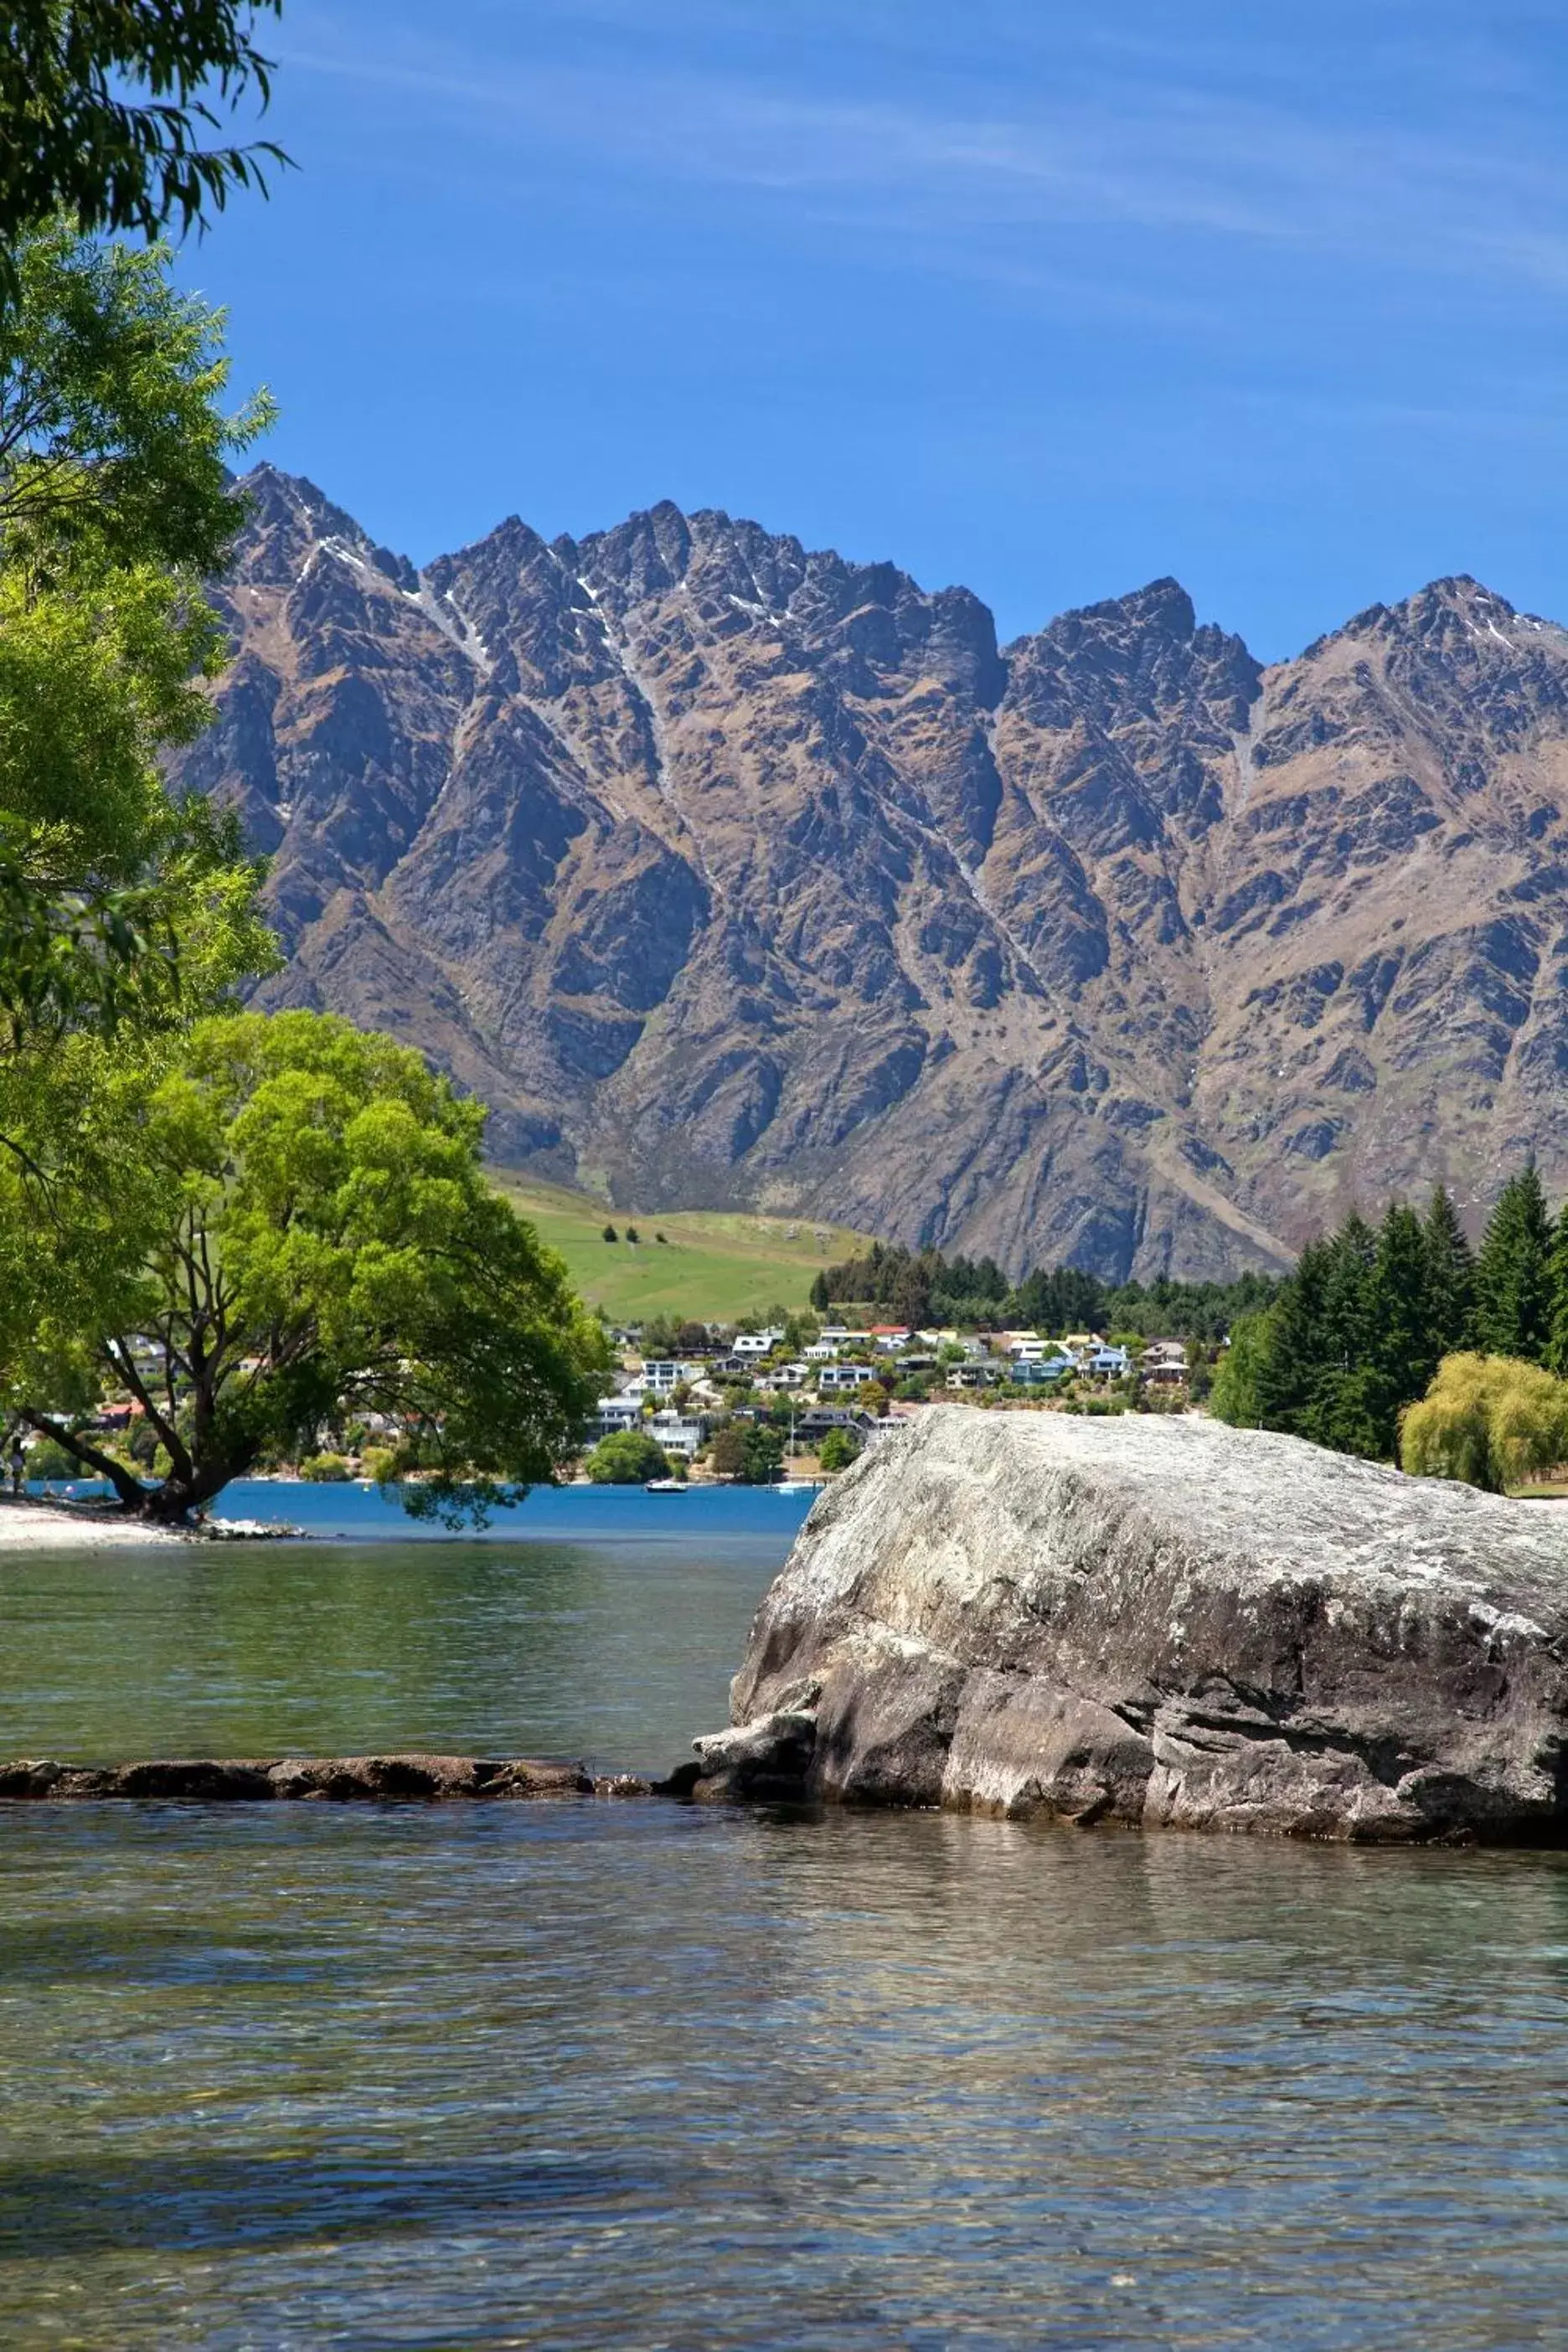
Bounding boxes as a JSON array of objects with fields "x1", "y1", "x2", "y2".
[{"x1": 715, "y1": 1406, "x2": 1568, "y2": 1842}]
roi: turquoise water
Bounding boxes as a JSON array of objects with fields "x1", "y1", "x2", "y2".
[
  {"x1": 23, "y1": 1474, "x2": 820, "y2": 1544},
  {"x1": 3, "y1": 1508, "x2": 1568, "y2": 2346}
]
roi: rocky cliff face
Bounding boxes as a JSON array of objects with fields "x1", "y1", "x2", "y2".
[
  {"x1": 175, "y1": 466, "x2": 1568, "y2": 1277},
  {"x1": 714, "y1": 1407, "x2": 1568, "y2": 1844}
]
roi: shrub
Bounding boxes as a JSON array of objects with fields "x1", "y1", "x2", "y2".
[
  {"x1": 585, "y1": 1430, "x2": 670, "y2": 1484},
  {"x1": 602, "y1": 1225, "x2": 618, "y2": 1243},
  {"x1": 709, "y1": 1425, "x2": 785, "y2": 1483},
  {"x1": 24, "y1": 1436, "x2": 80, "y2": 1479},
  {"x1": 361, "y1": 1446, "x2": 400, "y2": 1485},
  {"x1": 1400, "y1": 1353, "x2": 1568, "y2": 1493},
  {"x1": 300, "y1": 1452, "x2": 352, "y2": 1482},
  {"x1": 818, "y1": 1427, "x2": 861, "y2": 1473}
]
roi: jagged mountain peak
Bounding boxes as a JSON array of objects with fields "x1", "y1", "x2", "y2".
[
  {"x1": 183, "y1": 467, "x2": 1568, "y2": 1282},
  {"x1": 1004, "y1": 576, "x2": 1261, "y2": 743},
  {"x1": 1303, "y1": 573, "x2": 1567, "y2": 661}
]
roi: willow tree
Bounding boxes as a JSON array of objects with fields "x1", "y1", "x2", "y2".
[
  {"x1": 4, "y1": 1011, "x2": 611, "y2": 1522},
  {"x1": 1400, "y1": 1353, "x2": 1568, "y2": 1494}
]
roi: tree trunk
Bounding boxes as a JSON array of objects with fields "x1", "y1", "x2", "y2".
[
  {"x1": 137, "y1": 1449, "x2": 254, "y2": 1524},
  {"x1": 19, "y1": 1413, "x2": 255, "y2": 1524},
  {"x1": 20, "y1": 1415, "x2": 148, "y2": 1513}
]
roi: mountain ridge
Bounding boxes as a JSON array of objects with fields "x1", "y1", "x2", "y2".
[{"x1": 173, "y1": 464, "x2": 1568, "y2": 1281}]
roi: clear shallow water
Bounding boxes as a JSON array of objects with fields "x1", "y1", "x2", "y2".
[
  {"x1": 0, "y1": 1491, "x2": 804, "y2": 1767},
  {"x1": 3, "y1": 1514, "x2": 1568, "y2": 2346}
]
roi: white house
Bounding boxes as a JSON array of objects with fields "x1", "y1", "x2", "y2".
[
  {"x1": 592, "y1": 1396, "x2": 643, "y2": 1439},
  {"x1": 732, "y1": 1330, "x2": 784, "y2": 1359},
  {"x1": 647, "y1": 1407, "x2": 711, "y2": 1460},
  {"x1": 640, "y1": 1359, "x2": 704, "y2": 1395},
  {"x1": 803, "y1": 1341, "x2": 840, "y2": 1362},
  {"x1": 817, "y1": 1363, "x2": 876, "y2": 1393}
]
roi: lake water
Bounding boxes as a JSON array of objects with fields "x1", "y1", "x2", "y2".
[{"x1": 4, "y1": 1496, "x2": 1568, "y2": 2347}]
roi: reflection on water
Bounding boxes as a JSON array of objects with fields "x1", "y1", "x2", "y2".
[{"x1": 3, "y1": 1530, "x2": 1568, "y2": 2345}]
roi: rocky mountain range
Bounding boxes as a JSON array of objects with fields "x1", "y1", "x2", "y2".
[{"x1": 173, "y1": 462, "x2": 1568, "y2": 1280}]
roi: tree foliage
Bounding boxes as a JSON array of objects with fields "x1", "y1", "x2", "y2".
[
  {"x1": 0, "y1": 1011, "x2": 611, "y2": 1521},
  {"x1": 1400, "y1": 1354, "x2": 1568, "y2": 1493},
  {"x1": 1422, "y1": 1185, "x2": 1475, "y2": 1357},
  {"x1": 1209, "y1": 1308, "x2": 1273, "y2": 1429},
  {"x1": 709, "y1": 1422, "x2": 784, "y2": 1483},
  {"x1": 816, "y1": 1236, "x2": 1283, "y2": 1344},
  {"x1": 1473, "y1": 1166, "x2": 1552, "y2": 1363},
  {"x1": 0, "y1": 3, "x2": 286, "y2": 307},
  {"x1": 585, "y1": 1429, "x2": 671, "y2": 1484},
  {"x1": 0, "y1": 223, "x2": 274, "y2": 1039},
  {"x1": 1227, "y1": 1175, "x2": 1568, "y2": 1473}
]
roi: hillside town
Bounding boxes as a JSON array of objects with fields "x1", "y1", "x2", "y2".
[{"x1": 582, "y1": 1316, "x2": 1199, "y2": 1484}]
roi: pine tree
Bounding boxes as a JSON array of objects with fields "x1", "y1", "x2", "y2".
[
  {"x1": 1421, "y1": 1186, "x2": 1475, "y2": 1359},
  {"x1": 1473, "y1": 1166, "x2": 1553, "y2": 1361},
  {"x1": 1308, "y1": 1213, "x2": 1379, "y2": 1454},
  {"x1": 1254, "y1": 1240, "x2": 1334, "y2": 1438},
  {"x1": 1544, "y1": 1204, "x2": 1568, "y2": 1376},
  {"x1": 809, "y1": 1271, "x2": 830, "y2": 1313},
  {"x1": 1360, "y1": 1203, "x2": 1438, "y2": 1457}
]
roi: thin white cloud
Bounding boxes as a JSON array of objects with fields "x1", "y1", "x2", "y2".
[{"x1": 281, "y1": 13, "x2": 1568, "y2": 292}]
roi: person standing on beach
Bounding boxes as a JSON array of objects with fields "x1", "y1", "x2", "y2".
[{"x1": 8, "y1": 1436, "x2": 23, "y2": 1496}]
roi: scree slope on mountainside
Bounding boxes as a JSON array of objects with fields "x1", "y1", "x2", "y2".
[{"x1": 171, "y1": 466, "x2": 1568, "y2": 1282}]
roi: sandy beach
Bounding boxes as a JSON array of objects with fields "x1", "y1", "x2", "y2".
[{"x1": 0, "y1": 1498, "x2": 186, "y2": 1548}]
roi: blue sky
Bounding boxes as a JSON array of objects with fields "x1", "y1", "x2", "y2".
[{"x1": 184, "y1": 0, "x2": 1568, "y2": 658}]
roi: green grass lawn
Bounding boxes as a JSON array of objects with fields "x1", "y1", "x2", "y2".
[{"x1": 493, "y1": 1172, "x2": 871, "y2": 1324}]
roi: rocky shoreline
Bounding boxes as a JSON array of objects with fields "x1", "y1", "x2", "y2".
[
  {"x1": 18, "y1": 1409, "x2": 1568, "y2": 1844},
  {"x1": 0, "y1": 1754, "x2": 655, "y2": 1802}
]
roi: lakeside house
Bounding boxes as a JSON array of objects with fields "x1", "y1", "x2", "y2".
[
  {"x1": 817, "y1": 1363, "x2": 877, "y2": 1393},
  {"x1": 732, "y1": 1329, "x2": 785, "y2": 1358},
  {"x1": 592, "y1": 1396, "x2": 643, "y2": 1439},
  {"x1": 797, "y1": 1406, "x2": 879, "y2": 1442},
  {"x1": 1141, "y1": 1340, "x2": 1189, "y2": 1385},
  {"x1": 647, "y1": 1408, "x2": 711, "y2": 1459},
  {"x1": 639, "y1": 1359, "x2": 704, "y2": 1395}
]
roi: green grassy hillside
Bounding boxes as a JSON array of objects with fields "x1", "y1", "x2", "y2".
[{"x1": 494, "y1": 1173, "x2": 871, "y2": 1324}]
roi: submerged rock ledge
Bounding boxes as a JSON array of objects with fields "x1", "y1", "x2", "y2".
[
  {"x1": 689, "y1": 1406, "x2": 1568, "y2": 1844},
  {"x1": 0, "y1": 1755, "x2": 652, "y2": 1802}
]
